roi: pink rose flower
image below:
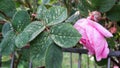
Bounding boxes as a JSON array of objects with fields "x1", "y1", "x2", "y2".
[
  {"x1": 109, "y1": 27, "x2": 117, "y2": 34},
  {"x1": 113, "y1": 66, "x2": 119, "y2": 68},
  {"x1": 74, "y1": 11, "x2": 113, "y2": 61}
]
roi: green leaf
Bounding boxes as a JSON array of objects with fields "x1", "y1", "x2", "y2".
[
  {"x1": 0, "y1": 30, "x2": 16, "y2": 56},
  {"x1": 106, "y1": 5, "x2": 120, "y2": 21},
  {"x1": 15, "y1": 21, "x2": 45, "y2": 48},
  {"x1": 107, "y1": 38, "x2": 115, "y2": 48},
  {"x1": 89, "y1": 0, "x2": 115, "y2": 12},
  {"x1": 44, "y1": 6, "x2": 67, "y2": 26},
  {"x1": 18, "y1": 61, "x2": 29, "y2": 68},
  {"x1": 36, "y1": 5, "x2": 47, "y2": 19},
  {"x1": 78, "y1": 0, "x2": 115, "y2": 14},
  {"x1": 30, "y1": 32, "x2": 53, "y2": 61},
  {"x1": 42, "y1": 0, "x2": 50, "y2": 4},
  {"x1": 12, "y1": 10, "x2": 30, "y2": 33},
  {"x1": 45, "y1": 43, "x2": 63, "y2": 68},
  {"x1": 50, "y1": 23, "x2": 81, "y2": 48},
  {"x1": 2, "y1": 60, "x2": 11, "y2": 68},
  {"x1": 32, "y1": 59, "x2": 45, "y2": 68},
  {"x1": 2, "y1": 56, "x2": 11, "y2": 62},
  {"x1": 2, "y1": 23, "x2": 12, "y2": 37},
  {"x1": 19, "y1": 48, "x2": 30, "y2": 62},
  {"x1": 18, "y1": 48, "x2": 30, "y2": 68},
  {"x1": 50, "y1": 0, "x2": 58, "y2": 4},
  {"x1": 78, "y1": 0, "x2": 92, "y2": 16},
  {"x1": 0, "y1": 0, "x2": 16, "y2": 17}
]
